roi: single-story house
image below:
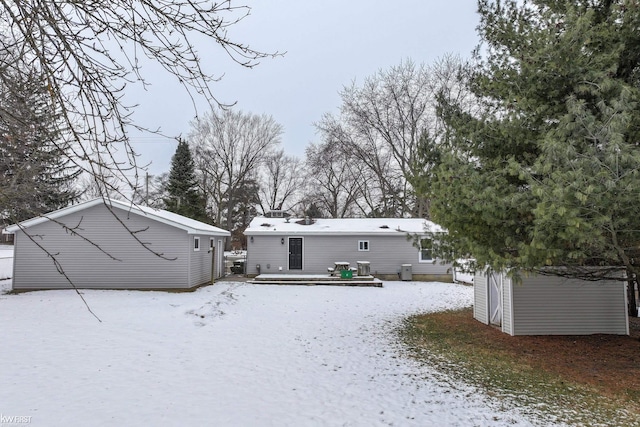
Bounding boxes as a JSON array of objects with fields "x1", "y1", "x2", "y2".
[
  {"x1": 244, "y1": 216, "x2": 452, "y2": 281},
  {"x1": 474, "y1": 269, "x2": 629, "y2": 335},
  {"x1": 3, "y1": 198, "x2": 230, "y2": 290}
]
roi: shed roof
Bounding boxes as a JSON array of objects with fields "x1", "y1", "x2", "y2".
[
  {"x1": 244, "y1": 217, "x2": 443, "y2": 236},
  {"x1": 3, "y1": 198, "x2": 230, "y2": 236}
]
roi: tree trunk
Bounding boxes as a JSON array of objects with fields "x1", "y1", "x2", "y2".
[{"x1": 224, "y1": 192, "x2": 234, "y2": 251}]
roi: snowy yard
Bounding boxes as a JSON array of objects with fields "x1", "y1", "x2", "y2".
[{"x1": 0, "y1": 279, "x2": 540, "y2": 426}]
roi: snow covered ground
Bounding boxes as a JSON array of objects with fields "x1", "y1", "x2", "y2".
[{"x1": 0, "y1": 279, "x2": 542, "y2": 426}]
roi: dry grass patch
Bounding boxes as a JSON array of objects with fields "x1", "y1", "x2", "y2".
[{"x1": 400, "y1": 308, "x2": 640, "y2": 426}]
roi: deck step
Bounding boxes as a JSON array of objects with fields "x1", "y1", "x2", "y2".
[
  {"x1": 248, "y1": 274, "x2": 382, "y2": 287},
  {"x1": 247, "y1": 280, "x2": 383, "y2": 287}
]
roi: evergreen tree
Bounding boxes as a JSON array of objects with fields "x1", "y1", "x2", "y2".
[
  {"x1": 304, "y1": 203, "x2": 323, "y2": 219},
  {"x1": 431, "y1": 0, "x2": 640, "y2": 314},
  {"x1": 0, "y1": 62, "x2": 81, "y2": 224},
  {"x1": 164, "y1": 139, "x2": 208, "y2": 222}
]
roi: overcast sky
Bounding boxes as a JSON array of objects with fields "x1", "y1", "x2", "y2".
[{"x1": 127, "y1": 1, "x2": 480, "y2": 176}]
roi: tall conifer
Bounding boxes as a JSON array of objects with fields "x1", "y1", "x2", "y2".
[
  {"x1": 164, "y1": 138, "x2": 208, "y2": 222},
  {"x1": 430, "y1": 1, "x2": 640, "y2": 316},
  {"x1": 0, "y1": 64, "x2": 81, "y2": 224}
]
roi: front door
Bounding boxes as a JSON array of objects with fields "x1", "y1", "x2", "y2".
[{"x1": 288, "y1": 238, "x2": 303, "y2": 270}]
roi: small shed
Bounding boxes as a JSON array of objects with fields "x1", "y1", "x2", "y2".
[
  {"x1": 3, "y1": 198, "x2": 230, "y2": 290},
  {"x1": 474, "y1": 269, "x2": 629, "y2": 335},
  {"x1": 244, "y1": 217, "x2": 452, "y2": 281}
]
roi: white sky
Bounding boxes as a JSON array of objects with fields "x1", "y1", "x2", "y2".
[{"x1": 127, "y1": 1, "x2": 480, "y2": 176}]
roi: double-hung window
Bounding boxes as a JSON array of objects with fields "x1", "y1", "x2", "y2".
[{"x1": 419, "y1": 238, "x2": 432, "y2": 262}]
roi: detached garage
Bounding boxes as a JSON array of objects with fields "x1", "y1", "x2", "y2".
[
  {"x1": 3, "y1": 198, "x2": 230, "y2": 290},
  {"x1": 474, "y1": 269, "x2": 629, "y2": 336}
]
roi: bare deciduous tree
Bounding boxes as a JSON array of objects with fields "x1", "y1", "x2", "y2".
[
  {"x1": 1, "y1": 0, "x2": 280, "y2": 199},
  {"x1": 189, "y1": 108, "x2": 282, "y2": 245},
  {"x1": 316, "y1": 114, "x2": 401, "y2": 217},
  {"x1": 317, "y1": 55, "x2": 468, "y2": 217},
  {"x1": 303, "y1": 141, "x2": 364, "y2": 218},
  {"x1": 258, "y1": 149, "x2": 306, "y2": 214}
]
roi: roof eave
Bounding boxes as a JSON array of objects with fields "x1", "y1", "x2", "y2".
[
  {"x1": 4, "y1": 198, "x2": 232, "y2": 236},
  {"x1": 186, "y1": 229, "x2": 231, "y2": 236},
  {"x1": 244, "y1": 230, "x2": 428, "y2": 236}
]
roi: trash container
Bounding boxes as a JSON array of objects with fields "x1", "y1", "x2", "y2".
[
  {"x1": 340, "y1": 269, "x2": 353, "y2": 279},
  {"x1": 357, "y1": 261, "x2": 370, "y2": 276},
  {"x1": 401, "y1": 264, "x2": 412, "y2": 281},
  {"x1": 231, "y1": 261, "x2": 245, "y2": 274}
]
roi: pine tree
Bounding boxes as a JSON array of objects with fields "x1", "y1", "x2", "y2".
[
  {"x1": 0, "y1": 63, "x2": 81, "y2": 224},
  {"x1": 164, "y1": 138, "x2": 208, "y2": 222},
  {"x1": 430, "y1": 0, "x2": 640, "y2": 316}
]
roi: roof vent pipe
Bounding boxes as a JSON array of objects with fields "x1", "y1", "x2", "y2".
[{"x1": 305, "y1": 216, "x2": 310, "y2": 225}]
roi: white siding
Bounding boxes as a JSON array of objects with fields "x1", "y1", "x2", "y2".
[
  {"x1": 473, "y1": 272, "x2": 488, "y2": 324},
  {"x1": 246, "y1": 234, "x2": 451, "y2": 276},
  {"x1": 247, "y1": 235, "x2": 289, "y2": 274},
  {"x1": 188, "y1": 234, "x2": 215, "y2": 287},
  {"x1": 474, "y1": 270, "x2": 628, "y2": 336},
  {"x1": 12, "y1": 204, "x2": 191, "y2": 289},
  {"x1": 511, "y1": 275, "x2": 628, "y2": 336},
  {"x1": 502, "y1": 276, "x2": 514, "y2": 335}
]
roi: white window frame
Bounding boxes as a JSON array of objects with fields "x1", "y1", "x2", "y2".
[
  {"x1": 194, "y1": 236, "x2": 200, "y2": 251},
  {"x1": 358, "y1": 240, "x2": 370, "y2": 251},
  {"x1": 418, "y1": 237, "x2": 433, "y2": 262}
]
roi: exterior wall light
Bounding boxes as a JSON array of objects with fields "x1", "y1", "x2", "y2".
[{"x1": 281, "y1": 238, "x2": 285, "y2": 245}]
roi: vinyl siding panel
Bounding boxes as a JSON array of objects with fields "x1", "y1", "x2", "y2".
[
  {"x1": 502, "y1": 277, "x2": 514, "y2": 335},
  {"x1": 473, "y1": 273, "x2": 488, "y2": 324},
  {"x1": 188, "y1": 234, "x2": 215, "y2": 287},
  {"x1": 247, "y1": 235, "x2": 290, "y2": 274},
  {"x1": 12, "y1": 204, "x2": 190, "y2": 289},
  {"x1": 246, "y1": 234, "x2": 451, "y2": 276},
  {"x1": 511, "y1": 275, "x2": 628, "y2": 335}
]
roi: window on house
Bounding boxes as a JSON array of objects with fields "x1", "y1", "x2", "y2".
[
  {"x1": 194, "y1": 237, "x2": 200, "y2": 251},
  {"x1": 419, "y1": 238, "x2": 432, "y2": 262},
  {"x1": 358, "y1": 240, "x2": 370, "y2": 251}
]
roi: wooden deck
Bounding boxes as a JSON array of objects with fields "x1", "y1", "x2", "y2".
[{"x1": 248, "y1": 274, "x2": 383, "y2": 287}]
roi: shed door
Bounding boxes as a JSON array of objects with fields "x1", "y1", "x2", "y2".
[
  {"x1": 489, "y1": 272, "x2": 502, "y2": 326},
  {"x1": 288, "y1": 238, "x2": 303, "y2": 270}
]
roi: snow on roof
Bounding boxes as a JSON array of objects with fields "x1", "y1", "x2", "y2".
[
  {"x1": 3, "y1": 198, "x2": 230, "y2": 236},
  {"x1": 244, "y1": 217, "x2": 444, "y2": 236}
]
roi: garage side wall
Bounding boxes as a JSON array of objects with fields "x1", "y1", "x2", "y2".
[
  {"x1": 188, "y1": 235, "x2": 223, "y2": 287},
  {"x1": 12, "y1": 204, "x2": 189, "y2": 289},
  {"x1": 511, "y1": 275, "x2": 628, "y2": 335}
]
